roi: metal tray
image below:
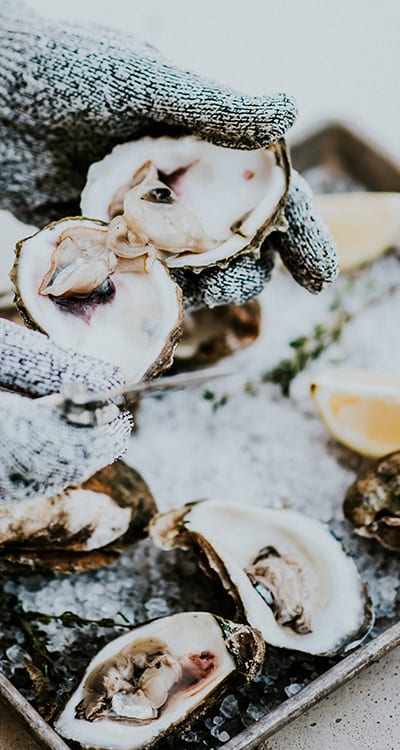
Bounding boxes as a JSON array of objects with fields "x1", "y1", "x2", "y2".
[{"x1": 1, "y1": 121, "x2": 400, "y2": 750}]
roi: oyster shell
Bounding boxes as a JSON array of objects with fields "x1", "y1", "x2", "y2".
[
  {"x1": 170, "y1": 300, "x2": 261, "y2": 372},
  {"x1": 11, "y1": 218, "x2": 183, "y2": 381},
  {"x1": 343, "y1": 451, "x2": 400, "y2": 551},
  {"x1": 55, "y1": 612, "x2": 265, "y2": 749},
  {"x1": 0, "y1": 461, "x2": 155, "y2": 574},
  {"x1": 150, "y1": 500, "x2": 374, "y2": 655},
  {"x1": 80, "y1": 136, "x2": 290, "y2": 270}
]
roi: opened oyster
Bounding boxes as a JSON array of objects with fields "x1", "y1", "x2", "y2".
[
  {"x1": 81, "y1": 136, "x2": 289, "y2": 270},
  {"x1": 11, "y1": 218, "x2": 183, "y2": 381},
  {"x1": 344, "y1": 451, "x2": 400, "y2": 551},
  {"x1": 150, "y1": 500, "x2": 373, "y2": 655},
  {"x1": 0, "y1": 461, "x2": 155, "y2": 574},
  {"x1": 55, "y1": 612, "x2": 264, "y2": 750}
]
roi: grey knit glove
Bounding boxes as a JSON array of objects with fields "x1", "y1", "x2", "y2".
[
  {"x1": 0, "y1": 0, "x2": 337, "y2": 310},
  {"x1": 0, "y1": 319, "x2": 133, "y2": 503}
]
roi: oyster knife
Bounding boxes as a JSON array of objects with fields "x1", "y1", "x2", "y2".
[{"x1": 38, "y1": 368, "x2": 235, "y2": 426}]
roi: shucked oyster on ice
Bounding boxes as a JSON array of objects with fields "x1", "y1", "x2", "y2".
[
  {"x1": 150, "y1": 500, "x2": 374, "y2": 656},
  {"x1": 80, "y1": 136, "x2": 290, "y2": 270},
  {"x1": 11, "y1": 218, "x2": 183, "y2": 381},
  {"x1": 0, "y1": 461, "x2": 155, "y2": 574},
  {"x1": 55, "y1": 612, "x2": 265, "y2": 750}
]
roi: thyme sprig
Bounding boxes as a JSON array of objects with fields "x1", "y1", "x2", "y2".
[
  {"x1": 260, "y1": 310, "x2": 350, "y2": 397},
  {"x1": 203, "y1": 389, "x2": 230, "y2": 412},
  {"x1": 17, "y1": 607, "x2": 134, "y2": 631},
  {"x1": 246, "y1": 276, "x2": 400, "y2": 398}
]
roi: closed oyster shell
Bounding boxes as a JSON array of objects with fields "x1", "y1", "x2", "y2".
[
  {"x1": 0, "y1": 461, "x2": 156, "y2": 574},
  {"x1": 170, "y1": 300, "x2": 261, "y2": 372},
  {"x1": 149, "y1": 500, "x2": 374, "y2": 656},
  {"x1": 343, "y1": 450, "x2": 400, "y2": 551}
]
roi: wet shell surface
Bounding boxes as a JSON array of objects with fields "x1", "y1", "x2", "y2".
[
  {"x1": 344, "y1": 451, "x2": 400, "y2": 551},
  {"x1": 0, "y1": 462, "x2": 156, "y2": 574},
  {"x1": 149, "y1": 500, "x2": 374, "y2": 656},
  {"x1": 80, "y1": 136, "x2": 290, "y2": 270},
  {"x1": 11, "y1": 217, "x2": 183, "y2": 381},
  {"x1": 55, "y1": 612, "x2": 265, "y2": 750}
]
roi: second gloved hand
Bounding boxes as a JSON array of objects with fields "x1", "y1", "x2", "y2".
[{"x1": 0, "y1": 319, "x2": 133, "y2": 503}]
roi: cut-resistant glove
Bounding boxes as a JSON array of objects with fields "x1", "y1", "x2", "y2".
[
  {"x1": 0, "y1": 0, "x2": 338, "y2": 311},
  {"x1": 0, "y1": 318, "x2": 133, "y2": 503}
]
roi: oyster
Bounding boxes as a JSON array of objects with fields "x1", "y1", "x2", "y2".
[
  {"x1": 55, "y1": 612, "x2": 265, "y2": 749},
  {"x1": 344, "y1": 451, "x2": 400, "y2": 551},
  {"x1": 0, "y1": 461, "x2": 156, "y2": 574},
  {"x1": 11, "y1": 218, "x2": 183, "y2": 381},
  {"x1": 170, "y1": 300, "x2": 261, "y2": 372},
  {"x1": 80, "y1": 136, "x2": 290, "y2": 270},
  {"x1": 150, "y1": 500, "x2": 374, "y2": 655}
]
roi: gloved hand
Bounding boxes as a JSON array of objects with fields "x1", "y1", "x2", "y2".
[
  {"x1": 0, "y1": 0, "x2": 337, "y2": 310},
  {"x1": 0, "y1": 319, "x2": 133, "y2": 502}
]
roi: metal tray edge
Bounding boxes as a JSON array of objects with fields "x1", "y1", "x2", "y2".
[{"x1": 223, "y1": 621, "x2": 400, "y2": 750}]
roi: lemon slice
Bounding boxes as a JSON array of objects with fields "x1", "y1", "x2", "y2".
[
  {"x1": 314, "y1": 192, "x2": 400, "y2": 272},
  {"x1": 310, "y1": 369, "x2": 400, "y2": 457}
]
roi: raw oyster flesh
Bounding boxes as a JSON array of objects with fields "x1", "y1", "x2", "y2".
[
  {"x1": 55, "y1": 612, "x2": 265, "y2": 750},
  {"x1": 149, "y1": 500, "x2": 374, "y2": 655},
  {"x1": 11, "y1": 217, "x2": 183, "y2": 381},
  {"x1": 80, "y1": 136, "x2": 290, "y2": 270}
]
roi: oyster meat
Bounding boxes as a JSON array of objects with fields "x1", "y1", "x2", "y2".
[
  {"x1": 0, "y1": 461, "x2": 156, "y2": 574},
  {"x1": 344, "y1": 450, "x2": 400, "y2": 551},
  {"x1": 150, "y1": 500, "x2": 374, "y2": 655},
  {"x1": 81, "y1": 136, "x2": 290, "y2": 270},
  {"x1": 11, "y1": 218, "x2": 183, "y2": 381},
  {"x1": 55, "y1": 611, "x2": 264, "y2": 749}
]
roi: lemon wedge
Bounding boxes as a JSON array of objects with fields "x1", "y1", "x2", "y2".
[
  {"x1": 310, "y1": 369, "x2": 400, "y2": 457},
  {"x1": 314, "y1": 192, "x2": 400, "y2": 272}
]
